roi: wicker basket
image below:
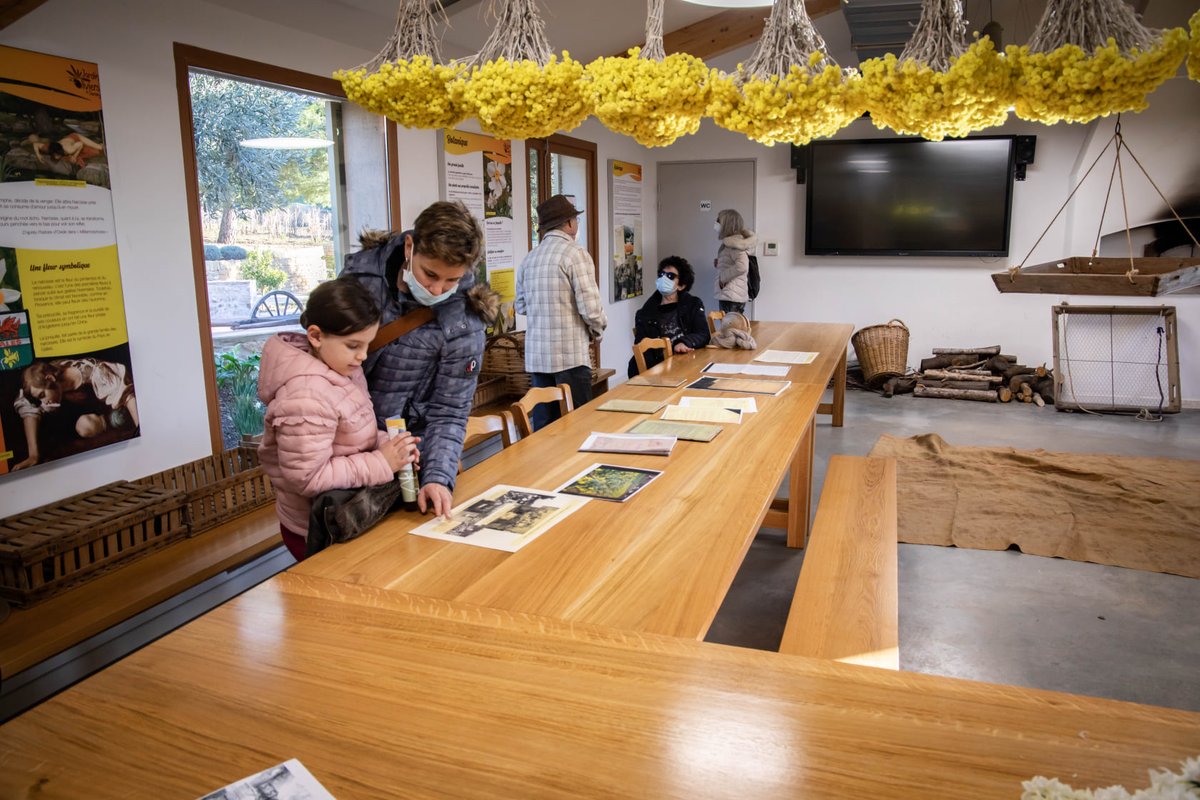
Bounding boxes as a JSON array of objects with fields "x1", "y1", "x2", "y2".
[
  {"x1": 471, "y1": 374, "x2": 509, "y2": 409},
  {"x1": 482, "y1": 331, "x2": 602, "y2": 397},
  {"x1": 851, "y1": 319, "x2": 910, "y2": 384},
  {"x1": 0, "y1": 482, "x2": 188, "y2": 607},
  {"x1": 134, "y1": 446, "x2": 274, "y2": 536}
]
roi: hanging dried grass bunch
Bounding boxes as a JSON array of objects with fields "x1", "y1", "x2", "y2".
[
  {"x1": 857, "y1": 0, "x2": 1012, "y2": 141},
  {"x1": 1187, "y1": 9, "x2": 1200, "y2": 82},
  {"x1": 1008, "y1": 0, "x2": 1188, "y2": 124},
  {"x1": 708, "y1": 0, "x2": 861, "y2": 145},
  {"x1": 335, "y1": 0, "x2": 466, "y2": 130},
  {"x1": 587, "y1": 0, "x2": 713, "y2": 147},
  {"x1": 450, "y1": 0, "x2": 591, "y2": 139}
]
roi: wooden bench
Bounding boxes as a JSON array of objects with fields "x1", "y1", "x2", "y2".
[{"x1": 778, "y1": 455, "x2": 899, "y2": 669}]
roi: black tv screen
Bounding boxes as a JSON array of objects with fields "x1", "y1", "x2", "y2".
[{"x1": 804, "y1": 137, "x2": 1015, "y2": 257}]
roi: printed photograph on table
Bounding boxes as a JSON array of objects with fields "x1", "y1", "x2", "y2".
[
  {"x1": 0, "y1": 45, "x2": 139, "y2": 478},
  {"x1": 685, "y1": 376, "x2": 790, "y2": 396},
  {"x1": 409, "y1": 484, "x2": 589, "y2": 552},
  {"x1": 557, "y1": 463, "x2": 662, "y2": 502},
  {"x1": 197, "y1": 758, "x2": 335, "y2": 800}
]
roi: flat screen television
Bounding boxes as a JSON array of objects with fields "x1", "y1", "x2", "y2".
[{"x1": 804, "y1": 136, "x2": 1016, "y2": 257}]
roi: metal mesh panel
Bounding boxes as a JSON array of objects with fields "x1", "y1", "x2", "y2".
[{"x1": 1053, "y1": 306, "x2": 1179, "y2": 413}]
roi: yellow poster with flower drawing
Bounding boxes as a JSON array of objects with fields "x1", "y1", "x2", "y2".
[
  {"x1": 0, "y1": 44, "x2": 139, "y2": 477},
  {"x1": 609, "y1": 160, "x2": 643, "y2": 302}
]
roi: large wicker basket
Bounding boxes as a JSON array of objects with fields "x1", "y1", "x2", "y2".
[
  {"x1": 481, "y1": 331, "x2": 601, "y2": 399},
  {"x1": 851, "y1": 319, "x2": 910, "y2": 384},
  {"x1": 134, "y1": 446, "x2": 274, "y2": 536},
  {"x1": 0, "y1": 482, "x2": 188, "y2": 607}
]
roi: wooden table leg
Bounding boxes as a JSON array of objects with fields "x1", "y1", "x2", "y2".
[
  {"x1": 787, "y1": 417, "x2": 815, "y2": 549},
  {"x1": 832, "y1": 347, "x2": 847, "y2": 428}
]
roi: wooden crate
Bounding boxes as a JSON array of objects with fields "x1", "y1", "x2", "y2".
[
  {"x1": 0, "y1": 482, "x2": 188, "y2": 607},
  {"x1": 135, "y1": 446, "x2": 274, "y2": 536}
]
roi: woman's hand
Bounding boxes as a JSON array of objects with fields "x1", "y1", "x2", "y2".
[
  {"x1": 673, "y1": 342, "x2": 693, "y2": 354},
  {"x1": 379, "y1": 432, "x2": 420, "y2": 472},
  {"x1": 418, "y1": 483, "x2": 454, "y2": 518}
]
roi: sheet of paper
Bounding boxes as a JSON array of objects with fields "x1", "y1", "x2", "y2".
[
  {"x1": 556, "y1": 463, "x2": 663, "y2": 502},
  {"x1": 753, "y1": 349, "x2": 819, "y2": 365},
  {"x1": 197, "y1": 759, "x2": 335, "y2": 800},
  {"x1": 703, "y1": 362, "x2": 791, "y2": 377},
  {"x1": 409, "y1": 485, "x2": 588, "y2": 552},
  {"x1": 685, "y1": 376, "x2": 791, "y2": 396},
  {"x1": 630, "y1": 419, "x2": 722, "y2": 442},
  {"x1": 662, "y1": 404, "x2": 742, "y2": 424},
  {"x1": 678, "y1": 395, "x2": 758, "y2": 413},
  {"x1": 579, "y1": 431, "x2": 676, "y2": 456},
  {"x1": 597, "y1": 398, "x2": 667, "y2": 414},
  {"x1": 626, "y1": 374, "x2": 686, "y2": 387}
]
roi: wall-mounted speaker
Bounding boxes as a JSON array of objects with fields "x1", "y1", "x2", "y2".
[
  {"x1": 1013, "y1": 135, "x2": 1036, "y2": 181},
  {"x1": 791, "y1": 144, "x2": 808, "y2": 183}
]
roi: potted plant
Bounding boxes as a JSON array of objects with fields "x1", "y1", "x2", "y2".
[{"x1": 215, "y1": 347, "x2": 265, "y2": 446}]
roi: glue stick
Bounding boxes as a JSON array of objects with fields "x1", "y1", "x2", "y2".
[{"x1": 386, "y1": 416, "x2": 418, "y2": 504}]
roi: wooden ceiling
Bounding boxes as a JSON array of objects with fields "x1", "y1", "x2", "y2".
[{"x1": 0, "y1": 0, "x2": 47, "y2": 29}]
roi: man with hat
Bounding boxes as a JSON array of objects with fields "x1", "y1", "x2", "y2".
[{"x1": 515, "y1": 194, "x2": 607, "y2": 431}]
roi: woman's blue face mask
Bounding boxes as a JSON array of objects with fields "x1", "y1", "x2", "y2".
[{"x1": 656, "y1": 275, "x2": 676, "y2": 296}]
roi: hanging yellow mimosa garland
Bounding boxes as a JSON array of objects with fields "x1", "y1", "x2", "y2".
[
  {"x1": 857, "y1": 0, "x2": 1011, "y2": 140},
  {"x1": 587, "y1": 0, "x2": 712, "y2": 147},
  {"x1": 1007, "y1": 0, "x2": 1188, "y2": 124},
  {"x1": 708, "y1": 0, "x2": 863, "y2": 146},
  {"x1": 1188, "y1": 9, "x2": 1200, "y2": 81},
  {"x1": 334, "y1": 0, "x2": 466, "y2": 130},
  {"x1": 449, "y1": 0, "x2": 591, "y2": 140}
]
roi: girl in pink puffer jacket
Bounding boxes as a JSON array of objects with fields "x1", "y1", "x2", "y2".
[{"x1": 257, "y1": 277, "x2": 419, "y2": 561}]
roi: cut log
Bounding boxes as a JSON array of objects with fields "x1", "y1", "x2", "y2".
[
  {"x1": 1003, "y1": 364, "x2": 1036, "y2": 381},
  {"x1": 998, "y1": 387, "x2": 1013, "y2": 402},
  {"x1": 1035, "y1": 376, "x2": 1055, "y2": 402},
  {"x1": 1033, "y1": 393, "x2": 1046, "y2": 407},
  {"x1": 984, "y1": 356, "x2": 1013, "y2": 373},
  {"x1": 919, "y1": 354, "x2": 983, "y2": 372},
  {"x1": 919, "y1": 379, "x2": 995, "y2": 391},
  {"x1": 931, "y1": 346, "x2": 1002, "y2": 356},
  {"x1": 923, "y1": 369, "x2": 1004, "y2": 384},
  {"x1": 1036, "y1": 364, "x2": 1049, "y2": 378},
  {"x1": 1010, "y1": 374, "x2": 1042, "y2": 393},
  {"x1": 914, "y1": 385, "x2": 999, "y2": 402}
]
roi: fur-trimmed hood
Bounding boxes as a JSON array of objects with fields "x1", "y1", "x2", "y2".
[{"x1": 721, "y1": 232, "x2": 757, "y2": 251}]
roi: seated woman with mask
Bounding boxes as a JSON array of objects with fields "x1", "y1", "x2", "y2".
[{"x1": 627, "y1": 255, "x2": 710, "y2": 378}]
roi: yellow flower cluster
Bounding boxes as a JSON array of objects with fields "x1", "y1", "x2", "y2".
[
  {"x1": 857, "y1": 39, "x2": 1012, "y2": 140},
  {"x1": 1189, "y1": 10, "x2": 1200, "y2": 81},
  {"x1": 587, "y1": 49, "x2": 712, "y2": 148},
  {"x1": 708, "y1": 54, "x2": 863, "y2": 146},
  {"x1": 451, "y1": 53, "x2": 592, "y2": 140},
  {"x1": 1007, "y1": 28, "x2": 1189, "y2": 124},
  {"x1": 335, "y1": 56, "x2": 466, "y2": 130}
]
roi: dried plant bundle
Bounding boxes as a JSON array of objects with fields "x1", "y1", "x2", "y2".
[
  {"x1": 359, "y1": 0, "x2": 448, "y2": 73},
  {"x1": 739, "y1": 0, "x2": 836, "y2": 83},
  {"x1": 900, "y1": 0, "x2": 969, "y2": 71},
  {"x1": 1026, "y1": 0, "x2": 1160, "y2": 54}
]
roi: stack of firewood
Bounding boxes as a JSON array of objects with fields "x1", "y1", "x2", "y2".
[{"x1": 881, "y1": 346, "x2": 1055, "y2": 405}]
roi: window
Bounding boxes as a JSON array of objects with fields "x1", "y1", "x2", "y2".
[{"x1": 174, "y1": 45, "x2": 400, "y2": 452}]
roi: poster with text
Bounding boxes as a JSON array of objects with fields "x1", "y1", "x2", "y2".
[
  {"x1": 441, "y1": 129, "x2": 515, "y2": 333},
  {"x1": 0, "y1": 45, "x2": 138, "y2": 478},
  {"x1": 609, "y1": 160, "x2": 643, "y2": 302}
]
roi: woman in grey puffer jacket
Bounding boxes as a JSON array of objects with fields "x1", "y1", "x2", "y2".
[
  {"x1": 713, "y1": 208, "x2": 756, "y2": 315},
  {"x1": 341, "y1": 201, "x2": 499, "y2": 518}
]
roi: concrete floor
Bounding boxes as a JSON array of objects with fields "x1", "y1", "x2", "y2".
[{"x1": 703, "y1": 391, "x2": 1200, "y2": 712}]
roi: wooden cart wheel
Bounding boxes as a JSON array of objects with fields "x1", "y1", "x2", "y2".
[{"x1": 251, "y1": 290, "x2": 303, "y2": 321}]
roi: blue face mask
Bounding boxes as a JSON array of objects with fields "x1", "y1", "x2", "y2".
[
  {"x1": 656, "y1": 275, "x2": 676, "y2": 296},
  {"x1": 403, "y1": 265, "x2": 456, "y2": 306}
]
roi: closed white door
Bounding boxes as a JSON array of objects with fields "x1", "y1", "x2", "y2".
[{"x1": 656, "y1": 160, "x2": 756, "y2": 317}]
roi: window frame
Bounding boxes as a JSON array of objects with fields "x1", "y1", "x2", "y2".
[{"x1": 173, "y1": 43, "x2": 401, "y2": 453}]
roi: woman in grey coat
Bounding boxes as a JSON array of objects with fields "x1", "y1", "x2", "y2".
[{"x1": 713, "y1": 208, "x2": 756, "y2": 315}]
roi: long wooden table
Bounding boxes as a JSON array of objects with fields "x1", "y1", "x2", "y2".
[
  {"x1": 293, "y1": 321, "x2": 853, "y2": 640},
  {"x1": 3, "y1": 573, "x2": 1197, "y2": 799}
]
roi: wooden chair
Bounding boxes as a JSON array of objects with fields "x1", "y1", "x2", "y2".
[
  {"x1": 632, "y1": 337, "x2": 672, "y2": 375},
  {"x1": 458, "y1": 412, "x2": 514, "y2": 474},
  {"x1": 509, "y1": 384, "x2": 574, "y2": 439},
  {"x1": 706, "y1": 310, "x2": 725, "y2": 336}
]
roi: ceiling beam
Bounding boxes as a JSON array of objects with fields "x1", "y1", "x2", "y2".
[
  {"x1": 0, "y1": 0, "x2": 48, "y2": 29},
  {"x1": 616, "y1": 0, "x2": 842, "y2": 61}
]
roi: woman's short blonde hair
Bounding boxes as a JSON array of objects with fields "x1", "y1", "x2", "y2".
[{"x1": 717, "y1": 208, "x2": 747, "y2": 240}]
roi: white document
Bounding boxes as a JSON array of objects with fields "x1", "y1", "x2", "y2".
[
  {"x1": 678, "y1": 395, "x2": 758, "y2": 413},
  {"x1": 197, "y1": 759, "x2": 336, "y2": 800},
  {"x1": 753, "y1": 350, "x2": 819, "y2": 365},
  {"x1": 579, "y1": 431, "x2": 677, "y2": 456},
  {"x1": 409, "y1": 485, "x2": 589, "y2": 552},
  {"x1": 704, "y1": 362, "x2": 790, "y2": 377},
  {"x1": 662, "y1": 404, "x2": 743, "y2": 424}
]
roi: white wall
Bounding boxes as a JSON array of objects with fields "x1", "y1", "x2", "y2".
[{"x1": 2, "y1": 0, "x2": 1195, "y2": 517}]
